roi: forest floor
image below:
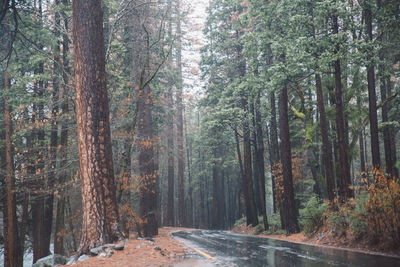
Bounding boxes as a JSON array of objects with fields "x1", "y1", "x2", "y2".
[
  {"x1": 231, "y1": 223, "x2": 400, "y2": 258},
  {"x1": 61, "y1": 227, "x2": 201, "y2": 267}
]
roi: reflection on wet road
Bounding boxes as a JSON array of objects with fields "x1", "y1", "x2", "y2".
[{"x1": 172, "y1": 230, "x2": 400, "y2": 267}]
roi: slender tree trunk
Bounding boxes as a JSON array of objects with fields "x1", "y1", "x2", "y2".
[
  {"x1": 380, "y1": 78, "x2": 393, "y2": 176},
  {"x1": 364, "y1": 6, "x2": 381, "y2": 171},
  {"x1": 54, "y1": 0, "x2": 70, "y2": 254},
  {"x1": 184, "y1": 110, "x2": 193, "y2": 227},
  {"x1": 176, "y1": 0, "x2": 185, "y2": 227},
  {"x1": 212, "y1": 157, "x2": 219, "y2": 229},
  {"x1": 315, "y1": 74, "x2": 335, "y2": 201},
  {"x1": 279, "y1": 84, "x2": 299, "y2": 234},
  {"x1": 251, "y1": 102, "x2": 262, "y2": 216},
  {"x1": 386, "y1": 79, "x2": 398, "y2": 178},
  {"x1": 32, "y1": 1, "x2": 50, "y2": 261},
  {"x1": 255, "y1": 92, "x2": 268, "y2": 230},
  {"x1": 165, "y1": 0, "x2": 175, "y2": 227},
  {"x1": 3, "y1": 72, "x2": 20, "y2": 267},
  {"x1": 332, "y1": 15, "x2": 353, "y2": 200},
  {"x1": 72, "y1": 0, "x2": 119, "y2": 252},
  {"x1": 44, "y1": 0, "x2": 61, "y2": 254},
  {"x1": 241, "y1": 99, "x2": 258, "y2": 227}
]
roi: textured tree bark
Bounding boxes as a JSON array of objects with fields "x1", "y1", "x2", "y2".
[
  {"x1": 332, "y1": 15, "x2": 353, "y2": 200},
  {"x1": 315, "y1": 74, "x2": 335, "y2": 201},
  {"x1": 72, "y1": 0, "x2": 119, "y2": 253},
  {"x1": 279, "y1": 84, "x2": 299, "y2": 234},
  {"x1": 365, "y1": 6, "x2": 381, "y2": 171},
  {"x1": 3, "y1": 72, "x2": 20, "y2": 267},
  {"x1": 54, "y1": 0, "x2": 70, "y2": 254}
]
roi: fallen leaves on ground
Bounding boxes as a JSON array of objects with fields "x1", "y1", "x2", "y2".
[{"x1": 61, "y1": 227, "x2": 190, "y2": 267}]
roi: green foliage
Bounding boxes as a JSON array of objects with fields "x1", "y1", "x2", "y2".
[
  {"x1": 234, "y1": 217, "x2": 247, "y2": 228},
  {"x1": 254, "y1": 224, "x2": 264, "y2": 235},
  {"x1": 299, "y1": 195, "x2": 327, "y2": 235},
  {"x1": 348, "y1": 194, "x2": 368, "y2": 240}
]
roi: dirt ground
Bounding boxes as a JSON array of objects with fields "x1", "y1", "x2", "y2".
[
  {"x1": 61, "y1": 227, "x2": 191, "y2": 267},
  {"x1": 231, "y1": 223, "x2": 400, "y2": 258}
]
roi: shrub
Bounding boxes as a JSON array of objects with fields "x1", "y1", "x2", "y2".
[
  {"x1": 254, "y1": 224, "x2": 264, "y2": 235},
  {"x1": 365, "y1": 172, "x2": 400, "y2": 246},
  {"x1": 234, "y1": 217, "x2": 247, "y2": 227},
  {"x1": 348, "y1": 193, "x2": 368, "y2": 240},
  {"x1": 299, "y1": 195, "x2": 327, "y2": 235}
]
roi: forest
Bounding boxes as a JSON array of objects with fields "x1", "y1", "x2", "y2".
[{"x1": 0, "y1": 0, "x2": 399, "y2": 266}]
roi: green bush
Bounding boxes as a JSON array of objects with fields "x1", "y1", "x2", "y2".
[
  {"x1": 254, "y1": 224, "x2": 264, "y2": 235},
  {"x1": 349, "y1": 193, "x2": 368, "y2": 240},
  {"x1": 299, "y1": 195, "x2": 327, "y2": 235},
  {"x1": 234, "y1": 217, "x2": 246, "y2": 227}
]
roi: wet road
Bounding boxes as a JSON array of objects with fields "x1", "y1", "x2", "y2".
[{"x1": 172, "y1": 230, "x2": 400, "y2": 267}]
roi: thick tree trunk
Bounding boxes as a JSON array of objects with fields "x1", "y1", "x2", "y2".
[
  {"x1": 279, "y1": 84, "x2": 299, "y2": 234},
  {"x1": 72, "y1": 0, "x2": 119, "y2": 252},
  {"x1": 315, "y1": 74, "x2": 335, "y2": 201},
  {"x1": 332, "y1": 15, "x2": 353, "y2": 200},
  {"x1": 365, "y1": 7, "x2": 381, "y2": 171}
]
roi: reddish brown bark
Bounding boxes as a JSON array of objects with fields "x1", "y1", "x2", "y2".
[
  {"x1": 315, "y1": 74, "x2": 335, "y2": 201},
  {"x1": 332, "y1": 15, "x2": 353, "y2": 200},
  {"x1": 3, "y1": 72, "x2": 20, "y2": 267},
  {"x1": 279, "y1": 84, "x2": 299, "y2": 234},
  {"x1": 72, "y1": 0, "x2": 119, "y2": 253}
]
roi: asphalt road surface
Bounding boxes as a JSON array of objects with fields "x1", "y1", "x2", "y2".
[{"x1": 172, "y1": 230, "x2": 400, "y2": 267}]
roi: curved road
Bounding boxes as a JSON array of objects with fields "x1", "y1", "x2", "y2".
[{"x1": 172, "y1": 230, "x2": 400, "y2": 267}]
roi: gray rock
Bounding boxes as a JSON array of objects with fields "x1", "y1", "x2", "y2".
[
  {"x1": 77, "y1": 254, "x2": 91, "y2": 262},
  {"x1": 90, "y1": 246, "x2": 104, "y2": 256},
  {"x1": 98, "y1": 252, "x2": 107, "y2": 258},
  {"x1": 104, "y1": 247, "x2": 114, "y2": 258},
  {"x1": 33, "y1": 254, "x2": 68, "y2": 267},
  {"x1": 66, "y1": 255, "x2": 78, "y2": 265},
  {"x1": 114, "y1": 242, "x2": 125, "y2": 251}
]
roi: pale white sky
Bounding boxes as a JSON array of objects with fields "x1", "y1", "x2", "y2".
[{"x1": 182, "y1": 0, "x2": 208, "y2": 100}]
